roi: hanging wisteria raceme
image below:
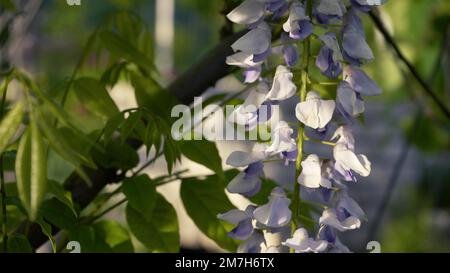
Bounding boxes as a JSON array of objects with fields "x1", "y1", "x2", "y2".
[{"x1": 218, "y1": 0, "x2": 386, "y2": 253}]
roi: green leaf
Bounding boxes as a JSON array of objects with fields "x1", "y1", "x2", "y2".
[
  {"x1": 68, "y1": 225, "x2": 112, "y2": 253},
  {"x1": 0, "y1": 100, "x2": 24, "y2": 155},
  {"x1": 15, "y1": 120, "x2": 48, "y2": 221},
  {"x1": 180, "y1": 171, "x2": 239, "y2": 252},
  {"x1": 103, "y1": 112, "x2": 125, "y2": 144},
  {"x1": 93, "y1": 220, "x2": 133, "y2": 253},
  {"x1": 120, "y1": 110, "x2": 142, "y2": 143},
  {"x1": 40, "y1": 199, "x2": 77, "y2": 230},
  {"x1": 73, "y1": 77, "x2": 119, "y2": 120},
  {"x1": 7, "y1": 235, "x2": 32, "y2": 253},
  {"x1": 99, "y1": 31, "x2": 155, "y2": 75},
  {"x1": 180, "y1": 139, "x2": 224, "y2": 179},
  {"x1": 130, "y1": 73, "x2": 178, "y2": 120},
  {"x1": 122, "y1": 175, "x2": 157, "y2": 221},
  {"x1": 48, "y1": 180, "x2": 77, "y2": 217},
  {"x1": 94, "y1": 139, "x2": 139, "y2": 170},
  {"x1": 35, "y1": 107, "x2": 95, "y2": 185},
  {"x1": 36, "y1": 218, "x2": 56, "y2": 253},
  {"x1": 126, "y1": 193, "x2": 179, "y2": 253}
]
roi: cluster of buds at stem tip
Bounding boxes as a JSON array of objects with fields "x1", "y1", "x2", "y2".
[{"x1": 218, "y1": 0, "x2": 386, "y2": 253}]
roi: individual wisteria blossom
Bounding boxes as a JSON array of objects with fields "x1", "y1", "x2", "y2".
[
  {"x1": 332, "y1": 126, "x2": 371, "y2": 181},
  {"x1": 283, "y1": 228, "x2": 328, "y2": 253},
  {"x1": 314, "y1": 0, "x2": 347, "y2": 24},
  {"x1": 221, "y1": 0, "x2": 386, "y2": 253},
  {"x1": 295, "y1": 91, "x2": 335, "y2": 130},
  {"x1": 342, "y1": 10, "x2": 374, "y2": 65},
  {"x1": 218, "y1": 205, "x2": 256, "y2": 240},
  {"x1": 343, "y1": 65, "x2": 382, "y2": 96},
  {"x1": 253, "y1": 187, "x2": 292, "y2": 228},
  {"x1": 319, "y1": 192, "x2": 367, "y2": 232},
  {"x1": 283, "y1": 1, "x2": 314, "y2": 40},
  {"x1": 226, "y1": 22, "x2": 272, "y2": 67},
  {"x1": 266, "y1": 65, "x2": 297, "y2": 100},
  {"x1": 316, "y1": 32, "x2": 343, "y2": 78},
  {"x1": 265, "y1": 121, "x2": 297, "y2": 155},
  {"x1": 298, "y1": 154, "x2": 332, "y2": 189},
  {"x1": 226, "y1": 162, "x2": 264, "y2": 197}
]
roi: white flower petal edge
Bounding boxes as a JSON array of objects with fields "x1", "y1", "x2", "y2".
[
  {"x1": 231, "y1": 22, "x2": 271, "y2": 55},
  {"x1": 319, "y1": 208, "x2": 361, "y2": 232},
  {"x1": 333, "y1": 143, "x2": 371, "y2": 177},
  {"x1": 298, "y1": 154, "x2": 332, "y2": 189},
  {"x1": 283, "y1": 228, "x2": 328, "y2": 253},
  {"x1": 253, "y1": 187, "x2": 292, "y2": 228},
  {"x1": 266, "y1": 65, "x2": 297, "y2": 101},
  {"x1": 296, "y1": 91, "x2": 336, "y2": 129},
  {"x1": 227, "y1": 0, "x2": 266, "y2": 25},
  {"x1": 265, "y1": 121, "x2": 297, "y2": 155}
]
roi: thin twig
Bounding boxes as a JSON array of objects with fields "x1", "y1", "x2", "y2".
[{"x1": 369, "y1": 10, "x2": 450, "y2": 120}]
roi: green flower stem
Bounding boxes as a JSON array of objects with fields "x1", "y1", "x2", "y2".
[{"x1": 291, "y1": 0, "x2": 313, "y2": 244}]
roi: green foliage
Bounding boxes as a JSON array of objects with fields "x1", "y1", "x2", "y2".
[
  {"x1": 99, "y1": 31, "x2": 155, "y2": 76},
  {"x1": 92, "y1": 220, "x2": 133, "y2": 253},
  {"x1": 94, "y1": 139, "x2": 139, "y2": 170},
  {"x1": 40, "y1": 199, "x2": 78, "y2": 230},
  {"x1": 0, "y1": 101, "x2": 24, "y2": 155},
  {"x1": 180, "y1": 139, "x2": 225, "y2": 180},
  {"x1": 73, "y1": 77, "x2": 120, "y2": 120},
  {"x1": 15, "y1": 121, "x2": 47, "y2": 222},
  {"x1": 126, "y1": 193, "x2": 179, "y2": 253},
  {"x1": 122, "y1": 175, "x2": 157, "y2": 221},
  {"x1": 5, "y1": 235, "x2": 32, "y2": 253},
  {"x1": 180, "y1": 171, "x2": 238, "y2": 252}
]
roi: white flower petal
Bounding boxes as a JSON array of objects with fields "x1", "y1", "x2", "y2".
[
  {"x1": 226, "y1": 52, "x2": 262, "y2": 68},
  {"x1": 319, "y1": 208, "x2": 361, "y2": 232},
  {"x1": 333, "y1": 144, "x2": 371, "y2": 177},
  {"x1": 253, "y1": 187, "x2": 291, "y2": 228},
  {"x1": 298, "y1": 154, "x2": 322, "y2": 188},
  {"x1": 331, "y1": 125, "x2": 355, "y2": 149},
  {"x1": 227, "y1": 0, "x2": 266, "y2": 25},
  {"x1": 226, "y1": 150, "x2": 267, "y2": 167},
  {"x1": 296, "y1": 91, "x2": 335, "y2": 129},
  {"x1": 231, "y1": 23, "x2": 271, "y2": 55},
  {"x1": 283, "y1": 228, "x2": 328, "y2": 253},
  {"x1": 283, "y1": 1, "x2": 309, "y2": 33},
  {"x1": 266, "y1": 65, "x2": 297, "y2": 101},
  {"x1": 265, "y1": 121, "x2": 297, "y2": 155},
  {"x1": 217, "y1": 209, "x2": 248, "y2": 224}
]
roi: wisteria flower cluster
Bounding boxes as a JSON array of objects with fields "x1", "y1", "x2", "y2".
[{"x1": 218, "y1": 0, "x2": 386, "y2": 253}]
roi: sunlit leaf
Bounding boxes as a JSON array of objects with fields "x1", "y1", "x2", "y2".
[{"x1": 0, "y1": 100, "x2": 24, "y2": 156}]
